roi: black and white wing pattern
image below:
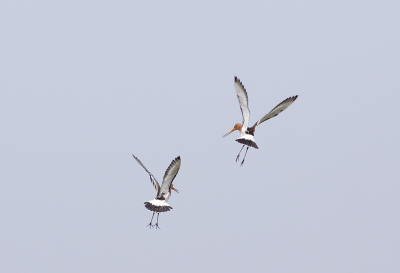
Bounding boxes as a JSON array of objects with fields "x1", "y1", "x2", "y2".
[
  {"x1": 255, "y1": 95, "x2": 298, "y2": 126},
  {"x1": 132, "y1": 154, "x2": 160, "y2": 194},
  {"x1": 234, "y1": 76, "x2": 251, "y2": 130},
  {"x1": 159, "y1": 156, "x2": 181, "y2": 196}
]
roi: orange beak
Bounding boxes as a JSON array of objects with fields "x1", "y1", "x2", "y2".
[
  {"x1": 171, "y1": 184, "x2": 179, "y2": 193},
  {"x1": 222, "y1": 128, "x2": 236, "y2": 138}
]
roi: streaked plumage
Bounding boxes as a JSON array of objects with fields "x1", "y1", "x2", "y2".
[
  {"x1": 223, "y1": 76, "x2": 298, "y2": 165},
  {"x1": 133, "y1": 155, "x2": 181, "y2": 229}
]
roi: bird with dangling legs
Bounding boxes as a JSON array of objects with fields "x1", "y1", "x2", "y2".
[
  {"x1": 223, "y1": 76, "x2": 298, "y2": 166},
  {"x1": 132, "y1": 155, "x2": 181, "y2": 229}
]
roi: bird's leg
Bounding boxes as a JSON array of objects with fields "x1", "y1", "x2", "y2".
[
  {"x1": 146, "y1": 212, "x2": 155, "y2": 229},
  {"x1": 240, "y1": 147, "x2": 249, "y2": 166},
  {"x1": 155, "y1": 213, "x2": 161, "y2": 230},
  {"x1": 171, "y1": 184, "x2": 179, "y2": 193},
  {"x1": 236, "y1": 145, "x2": 245, "y2": 162}
]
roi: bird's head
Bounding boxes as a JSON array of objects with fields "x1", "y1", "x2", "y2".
[{"x1": 222, "y1": 123, "x2": 242, "y2": 138}]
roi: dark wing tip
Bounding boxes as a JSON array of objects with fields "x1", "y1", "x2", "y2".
[
  {"x1": 234, "y1": 76, "x2": 248, "y2": 97},
  {"x1": 173, "y1": 156, "x2": 181, "y2": 164},
  {"x1": 165, "y1": 156, "x2": 181, "y2": 173},
  {"x1": 282, "y1": 95, "x2": 298, "y2": 104},
  {"x1": 132, "y1": 154, "x2": 140, "y2": 162},
  {"x1": 132, "y1": 154, "x2": 144, "y2": 165},
  {"x1": 289, "y1": 95, "x2": 298, "y2": 104},
  {"x1": 234, "y1": 76, "x2": 243, "y2": 86}
]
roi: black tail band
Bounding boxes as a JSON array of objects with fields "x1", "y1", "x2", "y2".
[
  {"x1": 144, "y1": 202, "x2": 173, "y2": 213},
  {"x1": 236, "y1": 138, "x2": 259, "y2": 149}
]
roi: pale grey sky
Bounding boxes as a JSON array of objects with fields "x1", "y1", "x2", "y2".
[{"x1": 1, "y1": 1, "x2": 399, "y2": 272}]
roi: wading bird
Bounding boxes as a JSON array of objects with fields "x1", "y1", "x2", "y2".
[
  {"x1": 132, "y1": 155, "x2": 181, "y2": 229},
  {"x1": 223, "y1": 76, "x2": 298, "y2": 166}
]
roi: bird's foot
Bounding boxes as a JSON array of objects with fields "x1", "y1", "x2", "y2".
[
  {"x1": 240, "y1": 159, "x2": 245, "y2": 166},
  {"x1": 236, "y1": 155, "x2": 240, "y2": 162},
  {"x1": 155, "y1": 223, "x2": 161, "y2": 230},
  {"x1": 146, "y1": 223, "x2": 154, "y2": 229}
]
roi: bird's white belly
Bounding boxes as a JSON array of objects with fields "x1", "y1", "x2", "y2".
[{"x1": 238, "y1": 133, "x2": 255, "y2": 141}]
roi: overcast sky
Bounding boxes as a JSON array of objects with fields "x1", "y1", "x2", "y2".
[{"x1": 1, "y1": 1, "x2": 399, "y2": 272}]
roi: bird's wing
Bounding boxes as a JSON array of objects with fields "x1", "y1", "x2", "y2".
[
  {"x1": 234, "y1": 76, "x2": 250, "y2": 130},
  {"x1": 255, "y1": 95, "x2": 298, "y2": 126},
  {"x1": 132, "y1": 154, "x2": 160, "y2": 194},
  {"x1": 159, "y1": 156, "x2": 181, "y2": 195}
]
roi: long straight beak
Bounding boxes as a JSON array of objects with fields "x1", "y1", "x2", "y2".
[
  {"x1": 222, "y1": 128, "x2": 236, "y2": 138},
  {"x1": 171, "y1": 185, "x2": 179, "y2": 193}
]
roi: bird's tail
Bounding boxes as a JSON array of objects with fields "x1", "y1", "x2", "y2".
[
  {"x1": 144, "y1": 199, "x2": 173, "y2": 213},
  {"x1": 236, "y1": 136, "x2": 259, "y2": 149}
]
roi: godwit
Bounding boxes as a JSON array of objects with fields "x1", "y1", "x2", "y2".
[
  {"x1": 132, "y1": 155, "x2": 181, "y2": 229},
  {"x1": 223, "y1": 76, "x2": 298, "y2": 166}
]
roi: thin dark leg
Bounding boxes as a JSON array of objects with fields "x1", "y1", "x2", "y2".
[
  {"x1": 146, "y1": 212, "x2": 155, "y2": 228},
  {"x1": 240, "y1": 147, "x2": 249, "y2": 166},
  {"x1": 155, "y1": 213, "x2": 161, "y2": 230},
  {"x1": 236, "y1": 145, "x2": 245, "y2": 162}
]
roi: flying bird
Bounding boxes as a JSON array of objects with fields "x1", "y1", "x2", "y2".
[
  {"x1": 132, "y1": 155, "x2": 181, "y2": 229},
  {"x1": 223, "y1": 76, "x2": 298, "y2": 166}
]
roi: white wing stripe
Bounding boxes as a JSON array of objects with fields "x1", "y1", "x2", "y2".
[{"x1": 234, "y1": 76, "x2": 250, "y2": 130}]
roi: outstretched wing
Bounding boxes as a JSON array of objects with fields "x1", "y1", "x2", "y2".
[
  {"x1": 255, "y1": 95, "x2": 298, "y2": 126},
  {"x1": 234, "y1": 76, "x2": 250, "y2": 131},
  {"x1": 132, "y1": 154, "x2": 160, "y2": 194},
  {"x1": 159, "y1": 156, "x2": 181, "y2": 195}
]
